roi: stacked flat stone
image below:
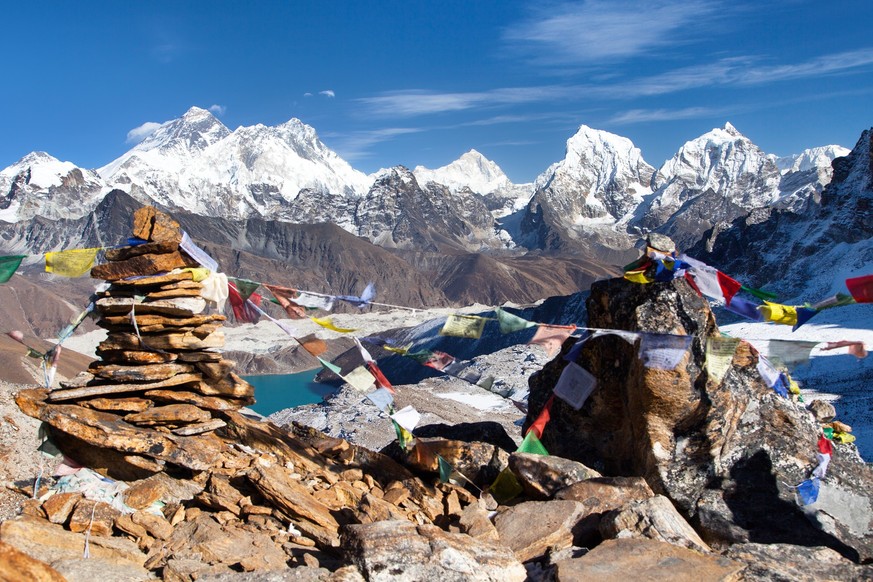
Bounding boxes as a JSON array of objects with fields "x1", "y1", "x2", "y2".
[{"x1": 46, "y1": 206, "x2": 254, "y2": 441}]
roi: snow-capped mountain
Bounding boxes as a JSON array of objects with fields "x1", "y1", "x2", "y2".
[
  {"x1": 413, "y1": 150, "x2": 512, "y2": 195},
  {"x1": 99, "y1": 107, "x2": 371, "y2": 219},
  {"x1": 774, "y1": 145, "x2": 850, "y2": 211},
  {"x1": 0, "y1": 152, "x2": 107, "y2": 223}
]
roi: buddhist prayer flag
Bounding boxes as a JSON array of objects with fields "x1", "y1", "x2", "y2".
[
  {"x1": 812, "y1": 451, "x2": 830, "y2": 479},
  {"x1": 181, "y1": 267, "x2": 210, "y2": 282},
  {"x1": 706, "y1": 336, "x2": 741, "y2": 382},
  {"x1": 365, "y1": 388, "x2": 394, "y2": 412},
  {"x1": 553, "y1": 362, "x2": 596, "y2": 410},
  {"x1": 440, "y1": 314, "x2": 487, "y2": 339},
  {"x1": 527, "y1": 394, "x2": 554, "y2": 439},
  {"x1": 228, "y1": 278, "x2": 261, "y2": 302},
  {"x1": 264, "y1": 285, "x2": 308, "y2": 319},
  {"x1": 759, "y1": 301, "x2": 798, "y2": 326},
  {"x1": 822, "y1": 341, "x2": 868, "y2": 358},
  {"x1": 200, "y1": 272, "x2": 229, "y2": 312},
  {"x1": 45, "y1": 248, "x2": 100, "y2": 277},
  {"x1": 756, "y1": 356, "x2": 783, "y2": 389},
  {"x1": 725, "y1": 296, "x2": 764, "y2": 322},
  {"x1": 297, "y1": 333, "x2": 327, "y2": 357},
  {"x1": 590, "y1": 329, "x2": 640, "y2": 345},
  {"x1": 680, "y1": 255, "x2": 741, "y2": 306},
  {"x1": 811, "y1": 293, "x2": 855, "y2": 310},
  {"x1": 392, "y1": 419, "x2": 413, "y2": 449},
  {"x1": 740, "y1": 285, "x2": 779, "y2": 301},
  {"x1": 489, "y1": 468, "x2": 523, "y2": 504},
  {"x1": 293, "y1": 291, "x2": 335, "y2": 311},
  {"x1": 227, "y1": 282, "x2": 262, "y2": 323},
  {"x1": 390, "y1": 405, "x2": 421, "y2": 433},
  {"x1": 317, "y1": 356, "x2": 342, "y2": 376},
  {"x1": 343, "y1": 365, "x2": 377, "y2": 392},
  {"x1": 763, "y1": 339, "x2": 819, "y2": 369},
  {"x1": 529, "y1": 324, "x2": 576, "y2": 357},
  {"x1": 311, "y1": 316, "x2": 358, "y2": 333},
  {"x1": 792, "y1": 307, "x2": 819, "y2": 331},
  {"x1": 0, "y1": 255, "x2": 26, "y2": 283},
  {"x1": 845, "y1": 274, "x2": 873, "y2": 303},
  {"x1": 180, "y1": 231, "x2": 219, "y2": 272},
  {"x1": 563, "y1": 333, "x2": 591, "y2": 363},
  {"x1": 638, "y1": 333, "x2": 692, "y2": 370},
  {"x1": 797, "y1": 478, "x2": 820, "y2": 505},
  {"x1": 335, "y1": 283, "x2": 376, "y2": 307},
  {"x1": 494, "y1": 307, "x2": 536, "y2": 334},
  {"x1": 517, "y1": 430, "x2": 549, "y2": 456},
  {"x1": 624, "y1": 269, "x2": 654, "y2": 284},
  {"x1": 407, "y1": 349, "x2": 456, "y2": 371}
]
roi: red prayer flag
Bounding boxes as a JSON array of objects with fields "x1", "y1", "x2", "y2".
[
  {"x1": 817, "y1": 435, "x2": 834, "y2": 455},
  {"x1": 264, "y1": 284, "x2": 308, "y2": 318},
  {"x1": 367, "y1": 361, "x2": 395, "y2": 394},
  {"x1": 228, "y1": 282, "x2": 262, "y2": 323},
  {"x1": 717, "y1": 270, "x2": 742, "y2": 306},
  {"x1": 845, "y1": 274, "x2": 873, "y2": 303},
  {"x1": 527, "y1": 394, "x2": 554, "y2": 439}
]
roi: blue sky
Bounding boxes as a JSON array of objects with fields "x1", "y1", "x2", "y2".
[{"x1": 2, "y1": 1, "x2": 871, "y2": 182}]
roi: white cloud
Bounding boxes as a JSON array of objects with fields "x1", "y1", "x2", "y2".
[
  {"x1": 303, "y1": 92, "x2": 314, "y2": 97},
  {"x1": 125, "y1": 122, "x2": 163, "y2": 144},
  {"x1": 327, "y1": 127, "x2": 424, "y2": 161},
  {"x1": 358, "y1": 86, "x2": 574, "y2": 117},
  {"x1": 504, "y1": 0, "x2": 721, "y2": 65},
  {"x1": 319, "y1": 90, "x2": 336, "y2": 98},
  {"x1": 609, "y1": 107, "x2": 723, "y2": 124},
  {"x1": 208, "y1": 104, "x2": 226, "y2": 116}
]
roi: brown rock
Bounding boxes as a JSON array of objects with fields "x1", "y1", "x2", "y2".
[
  {"x1": 122, "y1": 472, "x2": 203, "y2": 510},
  {"x1": 41, "y1": 492, "x2": 83, "y2": 525},
  {"x1": 47, "y1": 373, "x2": 203, "y2": 401},
  {"x1": 144, "y1": 288, "x2": 204, "y2": 300},
  {"x1": 493, "y1": 499, "x2": 588, "y2": 562},
  {"x1": 18, "y1": 499, "x2": 46, "y2": 519},
  {"x1": 171, "y1": 418, "x2": 227, "y2": 435},
  {"x1": 175, "y1": 350, "x2": 223, "y2": 363},
  {"x1": 68, "y1": 499, "x2": 121, "y2": 537},
  {"x1": 555, "y1": 538, "x2": 742, "y2": 581},
  {"x1": 357, "y1": 493, "x2": 409, "y2": 524},
  {"x1": 0, "y1": 540, "x2": 66, "y2": 582},
  {"x1": 509, "y1": 452, "x2": 602, "y2": 500},
  {"x1": 132, "y1": 206, "x2": 183, "y2": 244},
  {"x1": 124, "y1": 404, "x2": 212, "y2": 427},
  {"x1": 555, "y1": 476, "x2": 654, "y2": 512},
  {"x1": 114, "y1": 513, "x2": 149, "y2": 539},
  {"x1": 194, "y1": 359, "x2": 236, "y2": 380},
  {"x1": 98, "y1": 329, "x2": 224, "y2": 351},
  {"x1": 104, "y1": 240, "x2": 180, "y2": 261},
  {"x1": 458, "y1": 503, "x2": 500, "y2": 542},
  {"x1": 91, "y1": 251, "x2": 195, "y2": 281},
  {"x1": 13, "y1": 388, "x2": 49, "y2": 419},
  {"x1": 807, "y1": 399, "x2": 837, "y2": 422},
  {"x1": 406, "y1": 438, "x2": 507, "y2": 486},
  {"x1": 88, "y1": 361, "x2": 196, "y2": 382},
  {"x1": 130, "y1": 511, "x2": 174, "y2": 540},
  {"x1": 84, "y1": 397, "x2": 153, "y2": 413},
  {"x1": 248, "y1": 463, "x2": 340, "y2": 548},
  {"x1": 144, "y1": 389, "x2": 239, "y2": 411},
  {"x1": 724, "y1": 542, "x2": 873, "y2": 581},
  {"x1": 195, "y1": 474, "x2": 243, "y2": 515},
  {"x1": 95, "y1": 296, "x2": 207, "y2": 317},
  {"x1": 37, "y1": 403, "x2": 221, "y2": 471},
  {"x1": 342, "y1": 520, "x2": 526, "y2": 581},
  {"x1": 198, "y1": 372, "x2": 254, "y2": 401},
  {"x1": 95, "y1": 350, "x2": 178, "y2": 364},
  {"x1": 599, "y1": 495, "x2": 711, "y2": 553},
  {"x1": 100, "y1": 312, "x2": 223, "y2": 328}
]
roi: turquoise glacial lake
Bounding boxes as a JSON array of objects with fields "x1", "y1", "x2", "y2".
[{"x1": 244, "y1": 369, "x2": 337, "y2": 416}]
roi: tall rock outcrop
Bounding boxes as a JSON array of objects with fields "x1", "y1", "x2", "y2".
[{"x1": 525, "y1": 276, "x2": 873, "y2": 562}]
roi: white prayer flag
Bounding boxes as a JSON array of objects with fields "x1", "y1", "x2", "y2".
[
  {"x1": 553, "y1": 362, "x2": 597, "y2": 410},
  {"x1": 343, "y1": 365, "x2": 376, "y2": 392},
  {"x1": 390, "y1": 405, "x2": 421, "y2": 433},
  {"x1": 638, "y1": 333, "x2": 692, "y2": 370}
]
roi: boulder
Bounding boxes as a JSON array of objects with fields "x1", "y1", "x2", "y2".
[
  {"x1": 554, "y1": 538, "x2": 743, "y2": 581},
  {"x1": 598, "y1": 495, "x2": 711, "y2": 553},
  {"x1": 526, "y1": 277, "x2": 873, "y2": 561},
  {"x1": 492, "y1": 499, "x2": 588, "y2": 562},
  {"x1": 508, "y1": 452, "x2": 601, "y2": 499},
  {"x1": 342, "y1": 520, "x2": 526, "y2": 581},
  {"x1": 722, "y1": 542, "x2": 873, "y2": 581},
  {"x1": 0, "y1": 541, "x2": 66, "y2": 582}
]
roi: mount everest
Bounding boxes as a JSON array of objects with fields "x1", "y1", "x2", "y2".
[{"x1": 0, "y1": 105, "x2": 860, "y2": 306}]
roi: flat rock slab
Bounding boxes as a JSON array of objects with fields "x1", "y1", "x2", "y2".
[
  {"x1": 88, "y1": 362, "x2": 196, "y2": 382},
  {"x1": 172, "y1": 418, "x2": 227, "y2": 436},
  {"x1": 132, "y1": 205, "x2": 182, "y2": 244},
  {"x1": 124, "y1": 404, "x2": 213, "y2": 426},
  {"x1": 0, "y1": 540, "x2": 66, "y2": 582},
  {"x1": 84, "y1": 397, "x2": 154, "y2": 413},
  {"x1": 111, "y1": 270, "x2": 194, "y2": 288},
  {"x1": 145, "y1": 389, "x2": 243, "y2": 411},
  {"x1": 599, "y1": 495, "x2": 711, "y2": 554},
  {"x1": 36, "y1": 402, "x2": 221, "y2": 471},
  {"x1": 343, "y1": 520, "x2": 526, "y2": 582},
  {"x1": 91, "y1": 251, "x2": 195, "y2": 281},
  {"x1": 101, "y1": 313, "x2": 223, "y2": 328},
  {"x1": 95, "y1": 350, "x2": 178, "y2": 365},
  {"x1": 48, "y1": 373, "x2": 203, "y2": 401},
  {"x1": 723, "y1": 542, "x2": 873, "y2": 581},
  {"x1": 555, "y1": 476, "x2": 654, "y2": 512},
  {"x1": 493, "y1": 499, "x2": 588, "y2": 562},
  {"x1": 555, "y1": 538, "x2": 742, "y2": 581},
  {"x1": 99, "y1": 329, "x2": 224, "y2": 351},
  {"x1": 96, "y1": 296, "x2": 207, "y2": 317},
  {"x1": 509, "y1": 452, "x2": 602, "y2": 499},
  {"x1": 104, "y1": 240, "x2": 179, "y2": 261}
]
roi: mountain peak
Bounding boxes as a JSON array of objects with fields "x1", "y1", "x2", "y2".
[
  {"x1": 182, "y1": 106, "x2": 213, "y2": 119},
  {"x1": 413, "y1": 150, "x2": 510, "y2": 195},
  {"x1": 723, "y1": 121, "x2": 739, "y2": 134}
]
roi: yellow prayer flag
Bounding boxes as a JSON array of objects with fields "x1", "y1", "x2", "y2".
[
  {"x1": 439, "y1": 314, "x2": 487, "y2": 339},
  {"x1": 383, "y1": 343, "x2": 412, "y2": 355},
  {"x1": 181, "y1": 267, "x2": 211, "y2": 282},
  {"x1": 45, "y1": 248, "x2": 100, "y2": 277},
  {"x1": 624, "y1": 269, "x2": 654, "y2": 284},
  {"x1": 759, "y1": 301, "x2": 798, "y2": 326},
  {"x1": 343, "y1": 365, "x2": 376, "y2": 392},
  {"x1": 705, "y1": 336, "x2": 741, "y2": 382},
  {"x1": 310, "y1": 316, "x2": 358, "y2": 333}
]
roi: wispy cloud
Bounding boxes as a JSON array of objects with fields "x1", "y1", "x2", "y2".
[
  {"x1": 609, "y1": 106, "x2": 724, "y2": 124},
  {"x1": 125, "y1": 122, "x2": 163, "y2": 144},
  {"x1": 358, "y1": 86, "x2": 574, "y2": 117},
  {"x1": 503, "y1": 0, "x2": 722, "y2": 65},
  {"x1": 319, "y1": 90, "x2": 335, "y2": 98},
  {"x1": 326, "y1": 127, "x2": 424, "y2": 161},
  {"x1": 208, "y1": 104, "x2": 226, "y2": 116}
]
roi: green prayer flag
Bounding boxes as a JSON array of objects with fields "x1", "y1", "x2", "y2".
[
  {"x1": 495, "y1": 307, "x2": 536, "y2": 334},
  {"x1": 317, "y1": 356, "x2": 342, "y2": 375},
  {"x1": 437, "y1": 455, "x2": 453, "y2": 484},
  {"x1": 0, "y1": 255, "x2": 26, "y2": 284},
  {"x1": 823, "y1": 427, "x2": 834, "y2": 439},
  {"x1": 392, "y1": 419, "x2": 411, "y2": 449},
  {"x1": 517, "y1": 431, "x2": 549, "y2": 456},
  {"x1": 229, "y1": 277, "x2": 261, "y2": 301},
  {"x1": 741, "y1": 285, "x2": 778, "y2": 301},
  {"x1": 489, "y1": 467, "x2": 523, "y2": 504}
]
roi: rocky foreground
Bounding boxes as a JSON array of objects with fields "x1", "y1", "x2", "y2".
[{"x1": 0, "y1": 208, "x2": 871, "y2": 581}]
